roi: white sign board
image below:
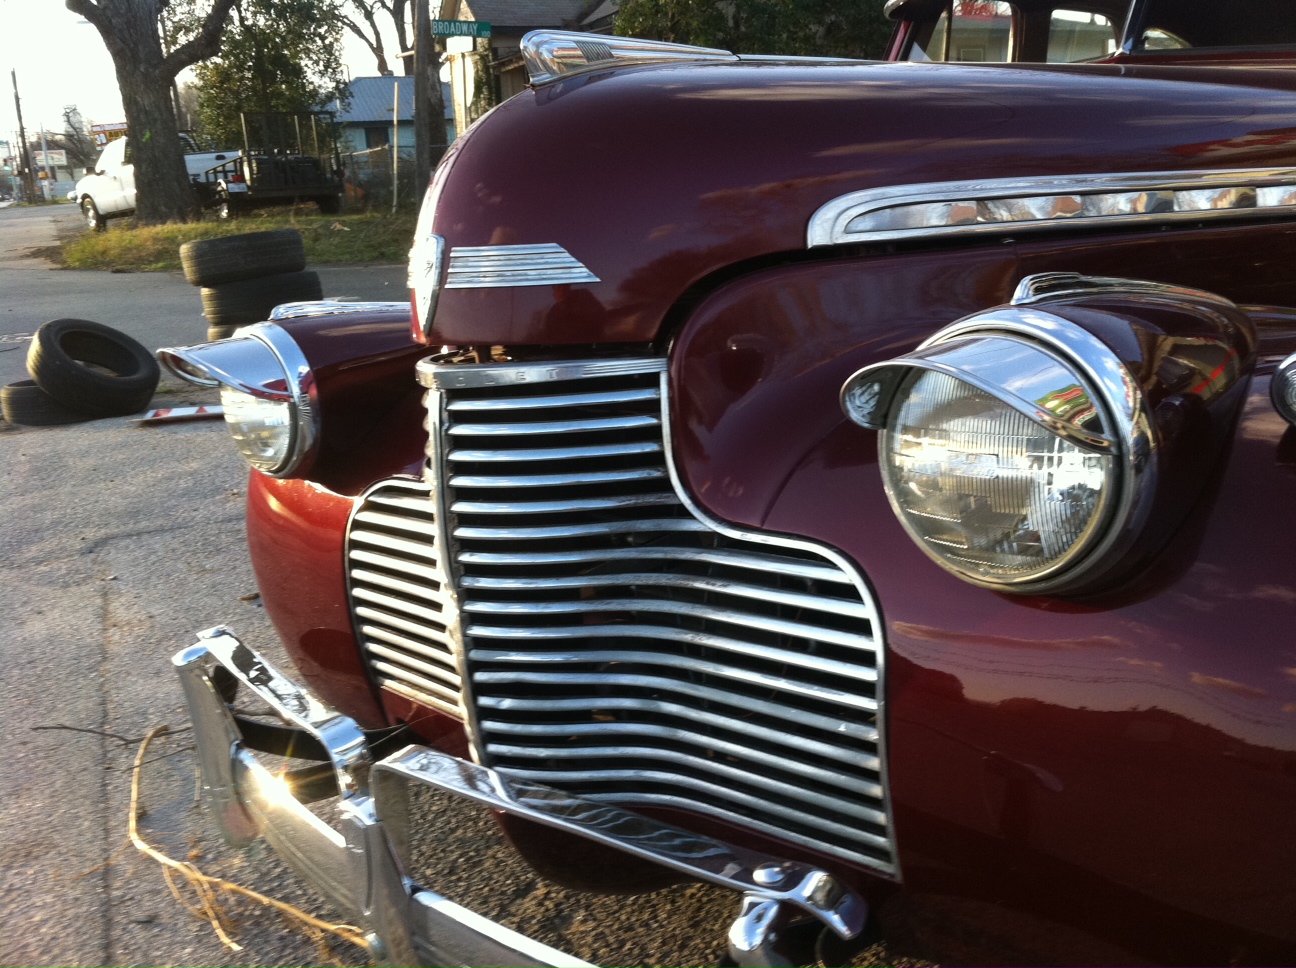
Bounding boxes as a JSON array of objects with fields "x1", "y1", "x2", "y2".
[{"x1": 34, "y1": 150, "x2": 68, "y2": 168}]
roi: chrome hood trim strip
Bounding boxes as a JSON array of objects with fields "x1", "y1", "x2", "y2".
[{"x1": 808, "y1": 167, "x2": 1296, "y2": 248}]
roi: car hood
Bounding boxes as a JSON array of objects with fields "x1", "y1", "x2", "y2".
[{"x1": 425, "y1": 59, "x2": 1296, "y2": 346}]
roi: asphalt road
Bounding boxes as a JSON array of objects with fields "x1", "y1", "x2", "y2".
[
  {"x1": 0, "y1": 205, "x2": 401, "y2": 967},
  {"x1": 0, "y1": 205, "x2": 939, "y2": 968},
  {"x1": 0, "y1": 204, "x2": 408, "y2": 391}
]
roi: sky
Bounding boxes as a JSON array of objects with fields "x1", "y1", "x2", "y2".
[{"x1": 0, "y1": 0, "x2": 392, "y2": 154}]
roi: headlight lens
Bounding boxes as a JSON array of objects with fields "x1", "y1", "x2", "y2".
[
  {"x1": 880, "y1": 369, "x2": 1115, "y2": 584},
  {"x1": 156, "y1": 323, "x2": 317, "y2": 477},
  {"x1": 842, "y1": 318, "x2": 1134, "y2": 593},
  {"x1": 219, "y1": 385, "x2": 296, "y2": 473}
]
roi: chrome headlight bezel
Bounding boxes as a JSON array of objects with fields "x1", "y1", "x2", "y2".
[
  {"x1": 842, "y1": 307, "x2": 1155, "y2": 595},
  {"x1": 1270, "y1": 351, "x2": 1296, "y2": 426},
  {"x1": 157, "y1": 322, "x2": 318, "y2": 477},
  {"x1": 408, "y1": 182, "x2": 446, "y2": 339}
]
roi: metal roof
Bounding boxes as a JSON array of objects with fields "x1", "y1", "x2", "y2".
[{"x1": 328, "y1": 76, "x2": 453, "y2": 123}]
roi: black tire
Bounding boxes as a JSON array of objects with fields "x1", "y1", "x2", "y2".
[
  {"x1": 1, "y1": 380, "x2": 90, "y2": 426},
  {"x1": 180, "y1": 229, "x2": 306, "y2": 287},
  {"x1": 315, "y1": 194, "x2": 341, "y2": 215},
  {"x1": 201, "y1": 270, "x2": 324, "y2": 327},
  {"x1": 207, "y1": 324, "x2": 243, "y2": 341},
  {"x1": 82, "y1": 198, "x2": 106, "y2": 232},
  {"x1": 27, "y1": 318, "x2": 160, "y2": 418}
]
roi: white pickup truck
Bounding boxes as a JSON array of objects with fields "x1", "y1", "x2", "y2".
[{"x1": 73, "y1": 135, "x2": 236, "y2": 230}]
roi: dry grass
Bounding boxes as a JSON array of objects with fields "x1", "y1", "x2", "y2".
[{"x1": 61, "y1": 209, "x2": 417, "y2": 271}]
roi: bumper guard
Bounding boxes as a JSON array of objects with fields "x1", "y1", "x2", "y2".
[{"x1": 174, "y1": 627, "x2": 868, "y2": 967}]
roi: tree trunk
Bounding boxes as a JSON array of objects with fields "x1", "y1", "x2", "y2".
[
  {"x1": 117, "y1": 66, "x2": 198, "y2": 223},
  {"x1": 68, "y1": 0, "x2": 237, "y2": 225}
]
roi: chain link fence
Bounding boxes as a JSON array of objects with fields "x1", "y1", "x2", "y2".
[{"x1": 343, "y1": 146, "x2": 421, "y2": 212}]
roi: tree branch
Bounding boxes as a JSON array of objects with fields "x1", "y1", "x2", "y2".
[
  {"x1": 161, "y1": 0, "x2": 239, "y2": 79},
  {"x1": 65, "y1": 0, "x2": 104, "y2": 29},
  {"x1": 340, "y1": 12, "x2": 389, "y2": 74},
  {"x1": 65, "y1": 0, "x2": 132, "y2": 61}
]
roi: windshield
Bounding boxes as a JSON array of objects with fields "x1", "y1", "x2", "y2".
[{"x1": 1135, "y1": 0, "x2": 1296, "y2": 50}]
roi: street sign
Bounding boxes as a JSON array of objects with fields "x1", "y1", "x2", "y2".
[
  {"x1": 34, "y1": 149, "x2": 67, "y2": 167},
  {"x1": 432, "y1": 19, "x2": 491, "y2": 38}
]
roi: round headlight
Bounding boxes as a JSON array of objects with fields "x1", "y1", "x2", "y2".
[
  {"x1": 157, "y1": 323, "x2": 317, "y2": 477},
  {"x1": 1271, "y1": 351, "x2": 1296, "y2": 426},
  {"x1": 219, "y1": 384, "x2": 298, "y2": 473},
  {"x1": 842, "y1": 310, "x2": 1147, "y2": 594},
  {"x1": 879, "y1": 367, "x2": 1116, "y2": 585}
]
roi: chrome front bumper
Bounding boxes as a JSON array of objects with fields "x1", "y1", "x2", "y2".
[{"x1": 175, "y1": 627, "x2": 869, "y2": 967}]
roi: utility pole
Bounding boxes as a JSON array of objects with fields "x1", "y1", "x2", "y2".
[
  {"x1": 413, "y1": 0, "x2": 445, "y2": 193},
  {"x1": 39, "y1": 125, "x2": 52, "y2": 200},
  {"x1": 391, "y1": 81, "x2": 400, "y2": 215},
  {"x1": 11, "y1": 70, "x2": 37, "y2": 203}
]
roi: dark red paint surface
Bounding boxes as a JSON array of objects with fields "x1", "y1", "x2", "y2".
[
  {"x1": 245, "y1": 311, "x2": 429, "y2": 726},
  {"x1": 283, "y1": 311, "x2": 429, "y2": 494},
  {"x1": 247, "y1": 472, "x2": 386, "y2": 728}
]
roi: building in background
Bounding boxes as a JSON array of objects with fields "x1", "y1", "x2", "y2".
[
  {"x1": 328, "y1": 74, "x2": 455, "y2": 208},
  {"x1": 438, "y1": 0, "x2": 618, "y2": 136}
]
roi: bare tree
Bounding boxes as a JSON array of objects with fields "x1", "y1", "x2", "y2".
[
  {"x1": 61, "y1": 107, "x2": 98, "y2": 170},
  {"x1": 342, "y1": 0, "x2": 413, "y2": 75},
  {"x1": 64, "y1": 0, "x2": 239, "y2": 223}
]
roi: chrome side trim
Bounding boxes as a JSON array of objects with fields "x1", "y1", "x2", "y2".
[
  {"x1": 807, "y1": 168, "x2": 1296, "y2": 248},
  {"x1": 445, "y1": 243, "x2": 599, "y2": 289},
  {"x1": 1011, "y1": 271, "x2": 1240, "y2": 309},
  {"x1": 268, "y1": 301, "x2": 412, "y2": 320},
  {"x1": 521, "y1": 29, "x2": 737, "y2": 85}
]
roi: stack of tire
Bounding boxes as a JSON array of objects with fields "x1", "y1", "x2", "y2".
[
  {"x1": 0, "y1": 319, "x2": 160, "y2": 427},
  {"x1": 179, "y1": 229, "x2": 323, "y2": 341}
]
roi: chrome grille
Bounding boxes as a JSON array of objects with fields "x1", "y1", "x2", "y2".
[
  {"x1": 346, "y1": 480, "x2": 462, "y2": 718},
  {"x1": 348, "y1": 357, "x2": 894, "y2": 874}
]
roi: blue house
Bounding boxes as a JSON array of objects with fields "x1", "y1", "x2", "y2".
[{"x1": 328, "y1": 75, "x2": 455, "y2": 156}]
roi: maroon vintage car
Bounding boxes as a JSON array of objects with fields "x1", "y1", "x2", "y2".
[{"x1": 158, "y1": 1, "x2": 1296, "y2": 963}]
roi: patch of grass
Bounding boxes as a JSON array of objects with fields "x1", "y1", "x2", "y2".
[{"x1": 62, "y1": 208, "x2": 417, "y2": 271}]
